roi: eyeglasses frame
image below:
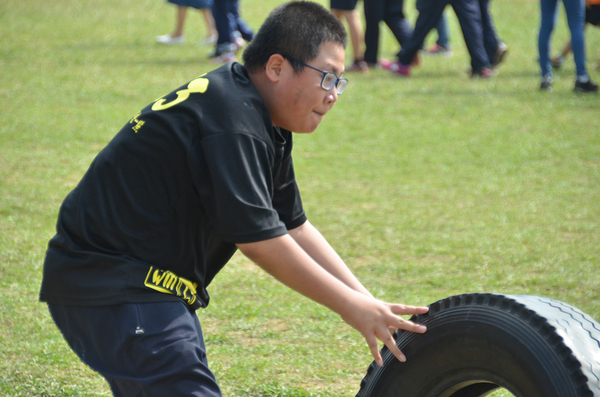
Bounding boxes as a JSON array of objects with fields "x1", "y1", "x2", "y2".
[{"x1": 283, "y1": 55, "x2": 348, "y2": 95}]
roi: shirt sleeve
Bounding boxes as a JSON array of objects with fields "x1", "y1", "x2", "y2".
[
  {"x1": 272, "y1": 144, "x2": 307, "y2": 231},
  {"x1": 190, "y1": 131, "x2": 289, "y2": 244}
]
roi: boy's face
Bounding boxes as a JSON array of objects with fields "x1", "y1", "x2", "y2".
[{"x1": 272, "y1": 41, "x2": 345, "y2": 133}]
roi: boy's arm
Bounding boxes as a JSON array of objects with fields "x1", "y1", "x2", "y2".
[
  {"x1": 236, "y1": 233, "x2": 428, "y2": 365},
  {"x1": 287, "y1": 221, "x2": 373, "y2": 298}
]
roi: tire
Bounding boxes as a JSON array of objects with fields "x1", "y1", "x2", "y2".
[{"x1": 356, "y1": 293, "x2": 600, "y2": 397}]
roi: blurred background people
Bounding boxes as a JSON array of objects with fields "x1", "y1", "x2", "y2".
[
  {"x1": 156, "y1": 0, "x2": 217, "y2": 45},
  {"x1": 382, "y1": 0, "x2": 493, "y2": 78},
  {"x1": 417, "y1": 1, "x2": 453, "y2": 56},
  {"x1": 363, "y1": 0, "x2": 413, "y2": 68},
  {"x1": 331, "y1": 0, "x2": 369, "y2": 73},
  {"x1": 478, "y1": 0, "x2": 508, "y2": 68},
  {"x1": 552, "y1": 0, "x2": 600, "y2": 71},
  {"x1": 209, "y1": 0, "x2": 254, "y2": 63},
  {"x1": 538, "y1": 0, "x2": 598, "y2": 92}
]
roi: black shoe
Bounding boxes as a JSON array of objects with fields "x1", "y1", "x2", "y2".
[
  {"x1": 540, "y1": 75, "x2": 553, "y2": 91},
  {"x1": 207, "y1": 42, "x2": 237, "y2": 58},
  {"x1": 551, "y1": 56, "x2": 564, "y2": 70},
  {"x1": 574, "y1": 79, "x2": 599, "y2": 93}
]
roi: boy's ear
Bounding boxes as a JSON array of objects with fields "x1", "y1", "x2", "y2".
[{"x1": 265, "y1": 54, "x2": 286, "y2": 83}]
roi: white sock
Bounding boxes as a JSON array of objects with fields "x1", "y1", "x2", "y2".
[{"x1": 577, "y1": 74, "x2": 589, "y2": 83}]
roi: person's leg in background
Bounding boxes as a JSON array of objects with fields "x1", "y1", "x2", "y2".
[
  {"x1": 363, "y1": 0, "x2": 385, "y2": 65},
  {"x1": 365, "y1": 0, "x2": 414, "y2": 67},
  {"x1": 156, "y1": 5, "x2": 189, "y2": 44},
  {"x1": 156, "y1": 0, "x2": 218, "y2": 45},
  {"x1": 538, "y1": 0, "x2": 559, "y2": 90},
  {"x1": 227, "y1": 0, "x2": 253, "y2": 43},
  {"x1": 200, "y1": 1, "x2": 218, "y2": 45},
  {"x1": 211, "y1": 0, "x2": 233, "y2": 55},
  {"x1": 210, "y1": 0, "x2": 245, "y2": 62},
  {"x1": 344, "y1": 8, "x2": 368, "y2": 71},
  {"x1": 563, "y1": 0, "x2": 598, "y2": 91},
  {"x1": 387, "y1": 0, "x2": 447, "y2": 75},
  {"x1": 434, "y1": 9, "x2": 452, "y2": 52},
  {"x1": 553, "y1": 6, "x2": 600, "y2": 70},
  {"x1": 382, "y1": 0, "x2": 413, "y2": 50},
  {"x1": 416, "y1": 0, "x2": 452, "y2": 55},
  {"x1": 563, "y1": 0, "x2": 587, "y2": 77},
  {"x1": 450, "y1": 0, "x2": 491, "y2": 76},
  {"x1": 479, "y1": 0, "x2": 508, "y2": 67},
  {"x1": 331, "y1": 0, "x2": 368, "y2": 72}
]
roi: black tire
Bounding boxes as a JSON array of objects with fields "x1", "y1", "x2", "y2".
[{"x1": 356, "y1": 293, "x2": 600, "y2": 397}]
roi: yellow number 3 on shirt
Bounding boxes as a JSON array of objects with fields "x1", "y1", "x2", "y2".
[{"x1": 151, "y1": 76, "x2": 209, "y2": 111}]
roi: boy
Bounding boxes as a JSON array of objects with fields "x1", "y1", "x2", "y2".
[{"x1": 40, "y1": 2, "x2": 428, "y2": 396}]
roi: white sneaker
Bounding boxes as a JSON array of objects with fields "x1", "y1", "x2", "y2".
[
  {"x1": 201, "y1": 34, "x2": 218, "y2": 45},
  {"x1": 155, "y1": 34, "x2": 185, "y2": 45},
  {"x1": 232, "y1": 31, "x2": 246, "y2": 49},
  {"x1": 211, "y1": 52, "x2": 236, "y2": 64}
]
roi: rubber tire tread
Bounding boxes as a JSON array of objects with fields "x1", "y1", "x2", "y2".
[{"x1": 355, "y1": 293, "x2": 600, "y2": 397}]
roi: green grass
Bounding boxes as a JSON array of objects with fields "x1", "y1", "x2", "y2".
[{"x1": 1, "y1": 0, "x2": 599, "y2": 395}]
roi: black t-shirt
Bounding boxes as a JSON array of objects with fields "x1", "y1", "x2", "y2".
[{"x1": 40, "y1": 62, "x2": 307, "y2": 309}]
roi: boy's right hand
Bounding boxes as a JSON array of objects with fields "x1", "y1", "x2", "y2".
[{"x1": 341, "y1": 296, "x2": 428, "y2": 366}]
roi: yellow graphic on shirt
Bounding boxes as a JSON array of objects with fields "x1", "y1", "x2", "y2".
[
  {"x1": 144, "y1": 266, "x2": 198, "y2": 306},
  {"x1": 151, "y1": 75, "x2": 209, "y2": 111},
  {"x1": 129, "y1": 111, "x2": 145, "y2": 133}
]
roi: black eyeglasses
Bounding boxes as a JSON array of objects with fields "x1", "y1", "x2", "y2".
[{"x1": 284, "y1": 56, "x2": 348, "y2": 95}]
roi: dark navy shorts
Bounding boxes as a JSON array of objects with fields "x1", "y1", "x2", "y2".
[
  {"x1": 48, "y1": 302, "x2": 222, "y2": 397},
  {"x1": 587, "y1": 5, "x2": 600, "y2": 26},
  {"x1": 331, "y1": 0, "x2": 359, "y2": 11}
]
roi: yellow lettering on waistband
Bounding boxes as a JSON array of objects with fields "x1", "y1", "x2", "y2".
[{"x1": 144, "y1": 267, "x2": 199, "y2": 306}]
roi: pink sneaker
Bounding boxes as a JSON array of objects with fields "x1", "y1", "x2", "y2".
[{"x1": 381, "y1": 59, "x2": 411, "y2": 76}]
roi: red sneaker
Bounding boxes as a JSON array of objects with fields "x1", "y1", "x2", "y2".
[{"x1": 381, "y1": 59, "x2": 411, "y2": 76}]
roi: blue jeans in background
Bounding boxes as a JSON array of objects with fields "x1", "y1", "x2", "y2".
[{"x1": 538, "y1": 0, "x2": 587, "y2": 78}]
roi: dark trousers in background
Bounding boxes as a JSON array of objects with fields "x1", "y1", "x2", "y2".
[
  {"x1": 363, "y1": 0, "x2": 413, "y2": 64},
  {"x1": 213, "y1": 0, "x2": 253, "y2": 46},
  {"x1": 478, "y1": 0, "x2": 500, "y2": 63},
  {"x1": 398, "y1": 0, "x2": 490, "y2": 71}
]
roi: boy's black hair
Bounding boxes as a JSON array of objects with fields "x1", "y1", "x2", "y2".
[{"x1": 243, "y1": 1, "x2": 348, "y2": 74}]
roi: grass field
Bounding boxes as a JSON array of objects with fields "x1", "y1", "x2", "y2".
[{"x1": 1, "y1": 0, "x2": 599, "y2": 395}]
